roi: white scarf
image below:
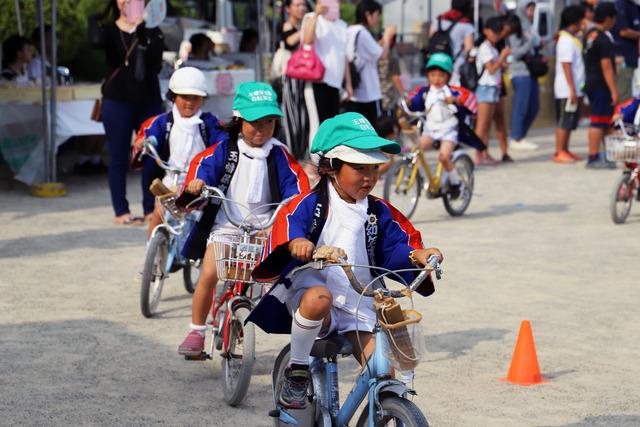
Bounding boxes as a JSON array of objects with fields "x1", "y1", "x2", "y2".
[
  {"x1": 165, "y1": 105, "x2": 205, "y2": 188},
  {"x1": 425, "y1": 85, "x2": 458, "y2": 131},
  {"x1": 237, "y1": 137, "x2": 280, "y2": 203}
]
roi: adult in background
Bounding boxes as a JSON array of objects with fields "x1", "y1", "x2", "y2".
[
  {"x1": 584, "y1": 2, "x2": 618, "y2": 169},
  {"x1": 378, "y1": 34, "x2": 404, "y2": 116},
  {"x1": 507, "y1": 10, "x2": 540, "y2": 151},
  {"x1": 1, "y1": 35, "x2": 32, "y2": 84},
  {"x1": 27, "y1": 25, "x2": 51, "y2": 82},
  {"x1": 183, "y1": 33, "x2": 229, "y2": 69},
  {"x1": 90, "y1": 0, "x2": 166, "y2": 225},
  {"x1": 344, "y1": 0, "x2": 396, "y2": 125},
  {"x1": 301, "y1": 0, "x2": 348, "y2": 138},
  {"x1": 280, "y1": 0, "x2": 309, "y2": 161},
  {"x1": 612, "y1": 0, "x2": 640, "y2": 102},
  {"x1": 432, "y1": 0, "x2": 475, "y2": 86}
]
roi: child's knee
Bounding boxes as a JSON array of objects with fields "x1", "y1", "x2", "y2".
[{"x1": 300, "y1": 286, "x2": 332, "y2": 319}]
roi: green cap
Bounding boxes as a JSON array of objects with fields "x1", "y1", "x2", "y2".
[
  {"x1": 310, "y1": 112, "x2": 401, "y2": 162},
  {"x1": 426, "y1": 52, "x2": 453, "y2": 74},
  {"x1": 232, "y1": 81, "x2": 283, "y2": 121}
]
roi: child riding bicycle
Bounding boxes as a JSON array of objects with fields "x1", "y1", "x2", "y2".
[
  {"x1": 407, "y1": 52, "x2": 480, "y2": 199},
  {"x1": 248, "y1": 112, "x2": 443, "y2": 410},
  {"x1": 133, "y1": 67, "x2": 229, "y2": 238},
  {"x1": 175, "y1": 81, "x2": 310, "y2": 357}
]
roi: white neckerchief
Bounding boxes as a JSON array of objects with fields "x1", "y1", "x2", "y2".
[
  {"x1": 237, "y1": 137, "x2": 279, "y2": 203},
  {"x1": 165, "y1": 105, "x2": 205, "y2": 189},
  {"x1": 425, "y1": 85, "x2": 458, "y2": 130}
]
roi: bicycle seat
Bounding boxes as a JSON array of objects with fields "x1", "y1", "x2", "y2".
[{"x1": 311, "y1": 333, "x2": 353, "y2": 358}]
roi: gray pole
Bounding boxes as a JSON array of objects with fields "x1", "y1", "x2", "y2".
[
  {"x1": 474, "y1": 0, "x2": 479, "y2": 34},
  {"x1": 50, "y1": 0, "x2": 58, "y2": 182},
  {"x1": 14, "y1": 0, "x2": 23, "y2": 35},
  {"x1": 37, "y1": 0, "x2": 50, "y2": 184},
  {"x1": 256, "y1": 0, "x2": 264, "y2": 81}
]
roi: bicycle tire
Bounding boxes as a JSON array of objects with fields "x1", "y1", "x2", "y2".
[
  {"x1": 182, "y1": 259, "x2": 201, "y2": 294},
  {"x1": 610, "y1": 173, "x2": 634, "y2": 224},
  {"x1": 221, "y1": 306, "x2": 255, "y2": 406},
  {"x1": 140, "y1": 231, "x2": 169, "y2": 318},
  {"x1": 383, "y1": 159, "x2": 422, "y2": 219},
  {"x1": 355, "y1": 395, "x2": 429, "y2": 427},
  {"x1": 442, "y1": 154, "x2": 474, "y2": 217}
]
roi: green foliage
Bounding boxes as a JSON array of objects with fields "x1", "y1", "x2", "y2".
[{"x1": 340, "y1": 3, "x2": 356, "y2": 25}]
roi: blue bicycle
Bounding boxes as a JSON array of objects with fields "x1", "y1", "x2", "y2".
[
  {"x1": 139, "y1": 140, "x2": 200, "y2": 318},
  {"x1": 269, "y1": 254, "x2": 442, "y2": 426}
]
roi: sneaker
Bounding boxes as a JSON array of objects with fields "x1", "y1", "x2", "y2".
[
  {"x1": 279, "y1": 367, "x2": 310, "y2": 409},
  {"x1": 448, "y1": 183, "x2": 461, "y2": 200},
  {"x1": 178, "y1": 330, "x2": 205, "y2": 356},
  {"x1": 501, "y1": 154, "x2": 514, "y2": 163},
  {"x1": 586, "y1": 158, "x2": 616, "y2": 169},
  {"x1": 552, "y1": 151, "x2": 576, "y2": 164},
  {"x1": 509, "y1": 138, "x2": 539, "y2": 151}
]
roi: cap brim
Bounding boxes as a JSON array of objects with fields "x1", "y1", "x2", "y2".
[
  {"x1": 172, "y1": 88, "x2": 208, "y2": 97},
  {"x1": 325, "y1": 145, "x2": 391, "y2": 165},
  {"x1": 238, "y1": 105, "x2": 283, "y2": 121},
  {"x1": 345, "y1": 134, "x2": 401, "y2": 155}
]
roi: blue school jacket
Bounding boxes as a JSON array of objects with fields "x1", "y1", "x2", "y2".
[{"x1": 247, "y1": 189, "x2": 435, "y2": 334}]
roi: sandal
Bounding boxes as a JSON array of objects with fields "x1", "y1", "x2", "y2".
[{"x1": 114, "y1": 214, "x2": 145, "y2": 226}]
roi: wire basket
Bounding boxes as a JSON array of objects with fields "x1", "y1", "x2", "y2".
[
  {"x1": 209, "y1": 232, "x2": 265, "y2": 283},
  {"x1": 605, "y1": 134, "x2": 640, "y2": 163},
  {"x1": 379, "y1": 308, "x2": 425, "y2": 371}
]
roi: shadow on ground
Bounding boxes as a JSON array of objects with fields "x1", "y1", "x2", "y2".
[
  {"x1": 425, "y1": 328, "x2": 509, "y2": 359},
  {"x1": 539, "y1": 415, "x2": 640, "y2": 427},
  {"x1": 0, "y1": 319, "x2": 275, "y2": 425},
  {"x1": 414, "y1": 202, "x2": 569, "y2": 225}
]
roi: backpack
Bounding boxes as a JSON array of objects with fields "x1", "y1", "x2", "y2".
[
  {"x1": 348, "y1": 29, "x2": 363, "y2": 90},
  {"x1": 426, "y1": 17, "x2": 461, "y2": 59},
  {"x1": 459, "y1": 56, "x2": 484, "y2": 91}
]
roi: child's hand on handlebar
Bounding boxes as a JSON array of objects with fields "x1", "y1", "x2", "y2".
[
  {"x1": 412, "y1": 247, "x2": 443, "y2": 268},
  {"x1": 186, "y1": 179, "x2": 205, "y2": 195},
  {"x1": 289, "y1": 238, "x2": 315, "y2": 262}
]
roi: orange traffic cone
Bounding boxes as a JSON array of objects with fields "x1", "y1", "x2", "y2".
[{"x1": 502, "y1": 320, "x2": 546, "y2": 385}]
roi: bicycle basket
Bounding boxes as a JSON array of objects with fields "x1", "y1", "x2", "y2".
[
  {"x1": 377, "y1": 300, "x2": 425, "y2": 371},
  {"x1": 209, "y1": 232, "x2": 265, "y2": 283},
  {"x1": 605, "y1": 134, "x2": 640, "y2": 163}
]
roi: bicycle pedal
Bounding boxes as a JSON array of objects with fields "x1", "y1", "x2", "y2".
[
  {"x1": 184, "y1": 352, "x2": 210, "y2": 361},
  {"x1": 426, "y1": 190, "x2": 441, "y2": 199},
  {"x1": 214, "y1": 334, "x2": 223, "y2": 351}
]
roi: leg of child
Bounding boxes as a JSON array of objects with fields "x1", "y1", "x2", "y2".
[
  {"x1": 493, "y1": 98, "x2": 508, "y2": 158},
  {"x1": 344, "y1": 331, "x2": 375, "y2": 367},
  {"x1": 474, "y1": 102, "x2": 496, "y2": 163},
  {"x1": 146, "y1": 201, "x2": 164, "y2": 240},
  {"x1": 588, "y1": 126, "x2": 605, "y2": 159},
  {"x1": 556, "y1": 127, "x2": 571, "y2": 154},
  {"x1": 419, "y1": 134, "x2": 434, "y2": 152},
  {"x1": 177, "y1": 244, "x2": 219, "y2": 355},
  {"x1": 439, "y1": 141, "x2": 460, "y2": 184}
]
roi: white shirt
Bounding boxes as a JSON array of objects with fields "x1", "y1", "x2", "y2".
[
  {"x1": 476, "y1": 40, "x2": 501, "y2": 87},
  {"x1": 163, "y1": 106, "x2": 206, "y2": 190},
  {"x1": 424, "y1": 85, "x2": 458, "y2": 131},
  {"x1": 302, "y1": 13, "x2": 347, "y2": 89},
  {"x1": 347, "y1": 24, "x2": 383, "y2": 103},
  {"x1": 211, "y1": 137, "x2": 276, "y2": 235},
  {"x1": 554, "y1": 31, "x2": 585, "y2": 99}
]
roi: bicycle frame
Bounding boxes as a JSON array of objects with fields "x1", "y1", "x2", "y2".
[
  {"x1": 210, "y1": 280, "x2": 256, "y2": 356},
  {"x1": 149, "y1": 210, "x2": 193, "y2": 276}
]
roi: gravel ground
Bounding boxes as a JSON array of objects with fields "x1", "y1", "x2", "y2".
[{"x1": 1, "y1": 128, "x2": 639, "y2": 427}]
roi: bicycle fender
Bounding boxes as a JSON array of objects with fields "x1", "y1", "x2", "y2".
[
  {"x1": 374, "y1": 379, "x2": 415, "y2": 405},
  {"x1": 149, "y1": 224, "x2": 169, "y2": 240}
]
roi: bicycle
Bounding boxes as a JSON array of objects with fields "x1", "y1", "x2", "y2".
[
  {"x1": 605, "y1": 121, "x2": 640, "y2": 224},
  {"x1": 383, "y1": 98, "x2": 475, "y2": 219},
  {"x1": 138, "y1": 139, "x2": 201, "y2": 318},
  {"x1": 184, "y1": 185, "x2": 292, "y2": 406},
  {"x1": 269, "y1": 252, "x2": 443, "y2": 426}
]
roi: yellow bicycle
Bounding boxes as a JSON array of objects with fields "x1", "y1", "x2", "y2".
[{"x1": 383, "y1": 101, "x2": 475, "y2": 218}]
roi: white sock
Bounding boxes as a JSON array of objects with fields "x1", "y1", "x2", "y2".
[
  {"x1": 190, "y1": 323, "x2": 207, "y2": 337},
  {"x1": 289, "y1": 309, "x2": 323, "y2": 366},
  {"x1": 448, "y1": 168, "x2": 461, "y2": 185}
]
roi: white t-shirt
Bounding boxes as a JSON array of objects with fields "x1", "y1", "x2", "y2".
[
  {"x1": 554, "y1": 31, "x2": 585, "y2": 99},
  {"x1": 476, "y1": 40, "x2": 501, "y2": 87},
  {"x1": 347, "y1": 24, "x2": 383, "y2": 103},
  {"x1": 302, "y1": 13, "x2": 348, "y2": 89},
  {"x1": 211, "y1": 137, "x2": 275, "y2": 235},
  {"x1": 424, "y1": 85, "x2": 458, "y2": 131}
]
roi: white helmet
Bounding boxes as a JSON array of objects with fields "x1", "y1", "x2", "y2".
[{"x1": 169, "y1": 67, "x2": 208, "y2": 97}]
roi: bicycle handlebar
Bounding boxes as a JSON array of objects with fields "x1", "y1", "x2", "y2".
[
  {"x1": 139, "y1": 137, "x2": 186, "y2": 175},
  {"x1": 289, "y1": 253, "x2": 443, "y2": 298},
  {"x1": 188, "y1": 185, "x2": 292, "y2": 232}
]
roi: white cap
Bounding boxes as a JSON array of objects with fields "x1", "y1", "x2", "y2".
[
  {"x1": 169, "y1": 67, "x2": 208, "y2": 97},
  {"x1": 324, "y1": 145, "x2": 390, "y2": 165}
]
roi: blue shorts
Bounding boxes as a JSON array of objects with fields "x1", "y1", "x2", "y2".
[
  {"x1": 475, "y1": 85, "x2": 500, "y2": 103},
  {"x1": 586, "y1": 89, "x2": 613, "y2": 128}
]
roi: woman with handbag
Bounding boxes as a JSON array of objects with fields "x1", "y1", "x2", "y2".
[
  {"x1": 507, "y1": 6, "x2": 541, "y2": 151},
  {"x1": 90, "y1": 0, "x2": 166, "y2": 225}
]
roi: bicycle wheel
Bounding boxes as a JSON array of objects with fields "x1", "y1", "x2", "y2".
[
  {"x1": 182, "y1": 259, "x2": 201, "y2": 294},
  {"x1": 355, "y1": 396, "x2": 429, "y2": 427},
  {"x1": 610, "y1": 173, "x2": 634, "y2": 224},
  {"x1": 221, "y1": 306, "x2": 255, "y2": 406},
  {"x1": 140, "y1": 231, "x2": 169, "y2": 318},
  {"x1": 442, "y1": 154, "x2": 474, "y2": 217},
  {"x1": 383, "y1": 159, "x2": 422, "y2": 219}
]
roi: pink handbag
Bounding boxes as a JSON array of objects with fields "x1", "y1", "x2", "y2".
[{"x1": 285, "y1": 44, "x2": 325, "y2": 82}]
